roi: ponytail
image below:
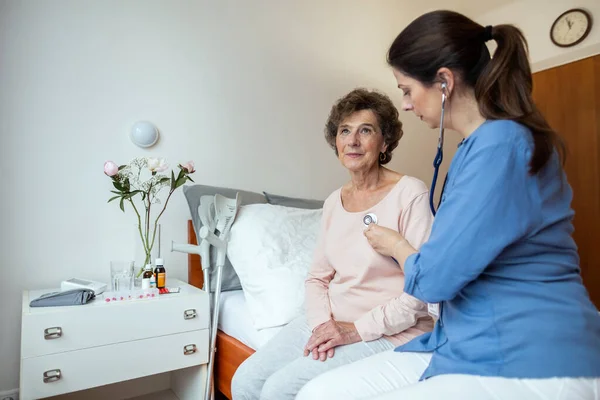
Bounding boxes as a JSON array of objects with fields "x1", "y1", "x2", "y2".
[
  {"x1": 475, "y1": 25, "x2": 565, "y2": 173},
  {"x1": 387, "y1": 10, "x2": 566, "y2": 174}
]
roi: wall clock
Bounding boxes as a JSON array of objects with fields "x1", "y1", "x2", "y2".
[{"x1": 550, "y1": 8, "x2": 593, "y2": 48}]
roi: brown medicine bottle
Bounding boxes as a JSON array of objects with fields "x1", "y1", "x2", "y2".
[
  {"x1": 155, "y1": 258, "x2": 166, "y2": 289},
  {"x1": 142, "y1": 264, "x2": 153, "y2": 289}
]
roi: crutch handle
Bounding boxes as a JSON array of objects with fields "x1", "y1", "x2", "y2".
[{"x1": 199, "y1": 226, "x2": 227, "y2": 249}]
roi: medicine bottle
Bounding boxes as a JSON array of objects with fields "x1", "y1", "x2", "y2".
[
  {"x1": 155, "y1": 258, "x2": 166, "y2": 289},
  {"x1": 142, "y1": 264, "x2": 153, "y2": 289}
]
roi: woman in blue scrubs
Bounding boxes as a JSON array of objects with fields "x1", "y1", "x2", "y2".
[{"x1": 295, "y1": 10, "x2": 600, "y2": 400}]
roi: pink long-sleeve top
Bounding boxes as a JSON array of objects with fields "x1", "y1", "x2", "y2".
[{"x1": 305, "y1": 176, "x2": 435, "y2": 346}]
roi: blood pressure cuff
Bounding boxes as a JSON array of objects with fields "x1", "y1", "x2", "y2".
[{"x1": 30, "y1": 289, "x2": 96, "y2": 307}]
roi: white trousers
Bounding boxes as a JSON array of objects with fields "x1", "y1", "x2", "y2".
[
  {"x1": 230, "y1": 315, "x2": 395, "y2": 400},
  {"x1": 297, "y1": 350, "x2": 600, "y2": 400}
]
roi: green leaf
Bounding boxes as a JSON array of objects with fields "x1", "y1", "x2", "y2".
[
  {"x1": 171, "y1": 171, "x2": 176, "y2": 190},
  {"x1": 187, "y1": 176, "x2": 195, "y2": 183},
  {"x1": 119, "y1": 197, "x2": 125, "y2": 212},
  {"x1": 113, "y1": 181, "x2": 123, "y2": 191},
  {"x1": 177, "y1": 176, "x2": 188, "y2": 189},
  {"x1": 158, "y1": 177, "x2": 170, "y2": 185},
  {"x1": 124, "y1": 190, "x2": 141, "y2": 200},
  {"x1": 108, "y1": 195, "x2": 121, "y2": 203},
  {"x1": 110, "y1": 190, "x2": 122, "y2": 195},
  {"x1": 118, "y1": 165, "x2": 127, "y2": 170}
]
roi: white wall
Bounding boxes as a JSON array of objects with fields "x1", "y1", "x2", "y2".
[
  {"x1": 478, "y1": 0, "x2": 600, "y2": 71},
  {"x1": 0, "y1": 0, "x2": 466, "y2": 391}
]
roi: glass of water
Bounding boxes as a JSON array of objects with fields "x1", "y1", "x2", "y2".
[{"x1": 110, "y1": 260, "x2": 134, "y2": 291}]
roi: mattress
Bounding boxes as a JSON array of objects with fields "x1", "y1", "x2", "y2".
[{"x1": 217, "y1": 290, "x2": 282, "y2": 350}]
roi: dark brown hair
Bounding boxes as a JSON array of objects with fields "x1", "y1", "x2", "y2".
[
  {"x1": 325, "y1": 88, "x2": 403, "y2": 165},
  {"x1": 387, "y1": 10, "x2": 565, "y2": 174}
]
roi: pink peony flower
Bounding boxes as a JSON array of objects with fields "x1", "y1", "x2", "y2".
[
  {"x1": 104, "y1": 161, "x2": 119, "y2": 177},
  {"x1": 181, "y1": 161, "x2": 195, "y2": 173}
]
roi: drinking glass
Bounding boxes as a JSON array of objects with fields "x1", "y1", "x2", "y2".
[{"x1": 110, "y1": 260, "x2": 134, "y2": 291}]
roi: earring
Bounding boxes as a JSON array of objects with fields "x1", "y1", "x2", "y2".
[{"x1": 379, "y1": 152, "x2": 387, "y2": 162}]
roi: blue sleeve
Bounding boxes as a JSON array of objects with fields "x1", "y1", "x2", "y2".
[{"x1": 403, "y1": 140, "x2": 540, "y2": 303}]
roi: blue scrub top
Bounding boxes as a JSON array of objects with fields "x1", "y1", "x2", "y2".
[{"x1": 397, "y1": 120, "x2": 600, "y2": 379}]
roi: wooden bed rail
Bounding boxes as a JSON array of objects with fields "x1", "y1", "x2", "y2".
[{"x1": 187, "y1": 220, "x2": 204, "y2": 290}]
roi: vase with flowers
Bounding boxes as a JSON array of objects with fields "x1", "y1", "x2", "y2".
[{"x1": 104, "y1": 157, "x2": 195, "y2": 277}]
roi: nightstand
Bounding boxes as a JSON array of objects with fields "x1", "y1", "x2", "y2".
[{"x1": 19, "y1": 279, "x2": 209, "y2": 400}]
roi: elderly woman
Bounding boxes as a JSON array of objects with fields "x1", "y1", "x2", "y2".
[{"x1": 231, "y1": 88, "x2": 434, "y2": 400}]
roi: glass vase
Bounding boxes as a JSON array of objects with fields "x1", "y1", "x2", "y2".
[{"x1": 133, "y1": 223, "x2": 161, "y2": 277}]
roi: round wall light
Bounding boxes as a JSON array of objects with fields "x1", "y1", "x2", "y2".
[{"x1": 130, "y1": 121, "x2": 159, "y2": 148}]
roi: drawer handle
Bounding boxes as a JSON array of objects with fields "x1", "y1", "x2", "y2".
[
  {"x1": 44, "y1": 327, "x2": 63, "y2": 340},
  {"x1": 183, "y1": 309, "x2": 197, "y2": 320},
  {"x1": 43, "y1": 369, "x2": 62, "y2": 383},
  {"x1": 183, "y1": 344, "x2": 197, "y2": 355}
]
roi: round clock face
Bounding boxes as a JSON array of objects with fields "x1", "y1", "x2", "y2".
[{"x1": 551, "y1": 9, "x2": 592, "y2": 47}]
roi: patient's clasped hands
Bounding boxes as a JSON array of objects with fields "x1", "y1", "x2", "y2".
[{"x1": 303, "y1": 320, "x2": 361, "y2": 362}]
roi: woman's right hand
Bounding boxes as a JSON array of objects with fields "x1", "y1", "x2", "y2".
[
  {"x1": 304, "y1": 321, "x2": 336, "y2": 361},
  {"x1": 364, "y1": 223, "x2": 406, "y2": 257},
  {"x1": 304, "y1": 319, "x2": 361, "y2": 361}
]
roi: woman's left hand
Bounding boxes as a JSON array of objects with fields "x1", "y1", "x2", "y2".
[
  {"x1": 304, "y1": 320, "x2": 361, "y2": 360},
  {"x1": 364, "y1": 223, "x2": 406, "y2": 257}
]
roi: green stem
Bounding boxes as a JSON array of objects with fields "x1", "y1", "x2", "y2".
[
  {"x1": 147, "y1": 173, "x2": 189, "y2": 253},
  {"x1": 146, "y1": 184, "x2": 152, "y2": 255},
  {"x1": 129, "y1": 198, "x2": 148, "y2": 277},
  {"x1": 148, "y1": 188, "x2": 175, "y2": 253},
  {"x1": 129, "y1": 198, "x2": 143, "y2": 239}
]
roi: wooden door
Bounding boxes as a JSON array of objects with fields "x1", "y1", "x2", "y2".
[{"x1": 532, "y1": 54, "x2": 600, "y2": 309}]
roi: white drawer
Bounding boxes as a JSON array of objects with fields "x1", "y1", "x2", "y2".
[
  {"x1": 21, "y1": 294, "x2": 209, "y2": 358},
  {"x1": 20, "y1": 329, "x2": 208, "y2": 400}
]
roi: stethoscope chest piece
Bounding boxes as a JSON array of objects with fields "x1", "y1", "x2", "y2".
[{"x1": 363, "y1": 213, "x2": 378, "y2": 226}]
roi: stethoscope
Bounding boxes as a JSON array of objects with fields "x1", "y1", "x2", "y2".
[
  {"x1": 363, "y1": 213, "x2": 377, "y2": 226},
  {"x1": 364, "y1": 84, "x2": 447, "y2": 227},
  {"x1": 429, "y1": 82, "x2": 448, "y2": 216},
  {"x1": 363, "y1": 212, "x2": 399, "y2": 264}
]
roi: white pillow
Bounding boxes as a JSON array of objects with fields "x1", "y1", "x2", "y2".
[{"x1": 226, "y1": 203, "x2": 322, "y2": 330}]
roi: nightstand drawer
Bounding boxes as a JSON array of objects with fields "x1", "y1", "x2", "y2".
[
  {"x1": 20, "y1": 329, "x2": 208, "y2": 400},
  {"x1": 22, "y1": 294, "x2": 209, "y2": 358}
]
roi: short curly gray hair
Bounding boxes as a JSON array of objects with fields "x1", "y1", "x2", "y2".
[{"x1": 324, "y1": 88, "x2": 403, "y2": 165}]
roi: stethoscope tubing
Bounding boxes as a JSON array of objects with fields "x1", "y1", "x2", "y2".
[{"x1": 429, "y1": 91, "x2": 447, "y2": 216}]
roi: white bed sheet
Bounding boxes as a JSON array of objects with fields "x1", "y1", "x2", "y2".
[{"x1": 218, "y1": 290, "x2": 283, "y2": 350}]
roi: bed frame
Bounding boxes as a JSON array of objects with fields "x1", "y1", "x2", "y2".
[{"x1": 187, "y1": 220, "x2": 255, "y2": 399}]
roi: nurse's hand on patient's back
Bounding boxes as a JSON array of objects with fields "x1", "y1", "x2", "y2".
[{"x1": 303, "y1": 320, "x2": 361, "y2": 362}]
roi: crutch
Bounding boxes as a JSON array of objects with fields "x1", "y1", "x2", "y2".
[{"x1": 171, "y1": 193, "x2": 241, "y2": 400}]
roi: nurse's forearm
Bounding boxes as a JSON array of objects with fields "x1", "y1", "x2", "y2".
[{"x1": 393, "y1": 239, "x2": 417, "y2": 272}]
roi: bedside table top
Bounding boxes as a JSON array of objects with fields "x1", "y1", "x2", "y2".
[{"x1": 22, "y1": 278, "x2": 206, "y2": 315}]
